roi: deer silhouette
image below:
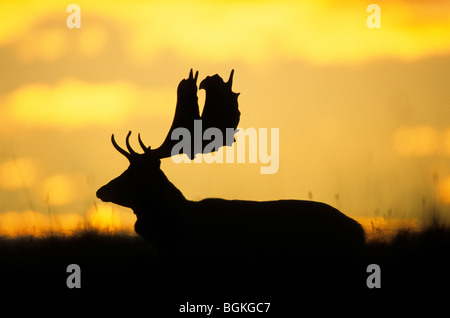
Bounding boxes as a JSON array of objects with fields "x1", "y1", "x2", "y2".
[{"x1": 96, "y1": 70, "x2": 365, "y2": 262}]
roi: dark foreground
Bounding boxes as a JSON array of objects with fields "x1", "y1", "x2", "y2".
[{"x1": 1, "y1": 225, "x2": 450, "y2": 299}]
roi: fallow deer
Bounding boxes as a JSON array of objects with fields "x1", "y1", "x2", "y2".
[{"x1": 96, "y1": 70, "x2": 365, "y2": 262}]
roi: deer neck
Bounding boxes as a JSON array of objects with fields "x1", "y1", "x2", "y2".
[
  {"x1": 133, "y1": 171, "x2": 188, "y2": 218},
  {"x1": 132, "y1": 172, "x2": 189, "y2": 247}
]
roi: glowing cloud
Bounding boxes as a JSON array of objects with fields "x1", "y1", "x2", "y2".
[
  {"x1": 443, "y1": 129, "x2": 450, "y2": 156},
  {"x1": 2, "y1": 1, "x2": 450, "y2": 64},
  {"x1": 16, "y1": 27, "x2": 67, "y2": 62},
  {"x1": 438, "y1": 176, "x2": 450, "y2": 204},
  {"x1": 86, "y1": 204, "x2": 135, "y2": 232},
  {"x1": 5, "y1": 78, "x2": 138, "y2": 128},
  {"x1": 0, "y1": 207, "x2": 135, "y2": 237},
  {"x1": 106, "y1": 1, "x2": 450, "y2": 64},
  {"x1": 393, "y1": 126, "x2": 440, "y2": 157},
  {"x1": 0, "y1": 210, "x2": 51, "y2": 237},
  {"x1": 41, "y1": 174, "x2": 77, "y2": 206},
  {"x1": 0, "y1": 158, "x2": 38, "y2": 190},
  {"x1": 78, "y1": 25, "x2": 108, "y2": 57}
]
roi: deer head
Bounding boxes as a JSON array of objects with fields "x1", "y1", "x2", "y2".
[{"x1": 96, "y1": 69, "x2": 240, "y2": 212}]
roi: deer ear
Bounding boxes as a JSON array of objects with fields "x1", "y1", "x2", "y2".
[{"x1": 154, "y1": 158, "x2": 161, "y2": 168}]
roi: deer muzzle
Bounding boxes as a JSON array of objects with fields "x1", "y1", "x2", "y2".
[{"x1": 96, "y1": 185, "x2": 111, "y2": 202}]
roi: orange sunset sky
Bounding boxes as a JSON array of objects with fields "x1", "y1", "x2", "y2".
[{"x1": 0, "y1": 0, "x2": 450, "y2": 237}]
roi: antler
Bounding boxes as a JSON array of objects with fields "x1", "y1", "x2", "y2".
[
  {"x1": 111, "y1": 69, "x2": 240, "y2": 161},
  {"x1": 151, "y1": 69, "x2": 201, "y2": 159},
  {"x1": 111, "y1": 131, "x2": 133, "y2": 161},
  {"x1": 199, "y1": 69, "x2": 240, "y2": 148}
]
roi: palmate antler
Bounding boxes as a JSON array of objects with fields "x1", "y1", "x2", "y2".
[{"x1": 111, "y1": 69, "x2": 240, "y2": 161}]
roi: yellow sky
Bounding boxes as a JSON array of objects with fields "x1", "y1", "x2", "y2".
[{"x1": 0, "y1": 0, "x2": 450, "y2": 237}]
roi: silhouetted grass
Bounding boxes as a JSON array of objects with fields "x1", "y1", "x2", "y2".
[
  {"x1": 0, "y1": 229, "x2": 153, "y2": 263},
  {"x1": 363, "y1": 212, "x2": 450, "y2": 297},
  {"x1": 1, "y1": 217, "x2": 450, "y2": 298},
  {"x1": 0, "y1": 229, "x2": 160, "y2": 298}
]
